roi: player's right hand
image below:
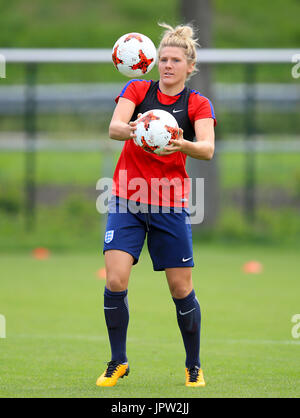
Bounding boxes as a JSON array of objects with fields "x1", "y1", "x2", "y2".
[
  {"x1": 129, "y1": 121, "x2": 138, "y2": 144},
  {"x1": 129, "y1": 113, "x2": 142, "y2": 145}
]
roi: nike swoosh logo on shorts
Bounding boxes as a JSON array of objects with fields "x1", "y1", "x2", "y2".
[
  {"x1": 182, "y1": 257, "x2": 192, "y2": 262},
  {"x1": 104, "y1": 307, "x2": 118, "y2": 310},
  {"x1": 179, "y1": 308, "x2": 196, "y2": 316},
  {"x1": 173, "y1": 109, "x2": 184, "y2": 113}
]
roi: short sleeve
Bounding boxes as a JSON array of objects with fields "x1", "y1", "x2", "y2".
[
  {"x1": 188, "y1": 90, "x2": 217, "y2": 126},
  {"x1": 115, "y1": 79, "x2": 152, "y2": 106}
]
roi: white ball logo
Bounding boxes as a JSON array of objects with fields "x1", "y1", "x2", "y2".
[
  {"x1": 135, "y1": 109, "x2": 179, "y2": 155},
  {"x1": 112, "y1": 33, "x2": 157, "y2": 78}
]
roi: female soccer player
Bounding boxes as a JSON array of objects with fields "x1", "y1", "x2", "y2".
[{"x1": 96, "y1": 23, "x2": 216, "y2": 387}]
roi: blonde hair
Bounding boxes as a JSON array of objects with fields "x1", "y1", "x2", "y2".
[{"x1": 158, "y1": 22, "x2": 199, "y2": 78}]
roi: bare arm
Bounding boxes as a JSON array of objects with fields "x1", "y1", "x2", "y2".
[
  {"x1": 109, "y1": 97, "x2": 137, "y2": 141},
  {"x1": 183, "y1": 118, "x2": 215, "y2": 160},
  {"x1": 161, "y1": 118, "x2": 215, "y2": 160}
]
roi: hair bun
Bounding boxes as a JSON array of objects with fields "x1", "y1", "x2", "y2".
[
  {"x1": 158, "y1": 22, "x2": 198, "y2": 43},
  {"x1": 175, "y1": 25, "x2": 194, "y2": 40}
]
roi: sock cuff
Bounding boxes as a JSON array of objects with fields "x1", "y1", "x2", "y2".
[
  {"x1": 172, "y1": 289, "x2": 196, "y2": 309},
  {"x1": 104, "y1": 287, "x2": 128, "y2": 298}
]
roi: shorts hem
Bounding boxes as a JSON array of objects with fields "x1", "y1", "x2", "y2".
[
  {"x1": 153, "y1": 263, "x2": 195, "y2": 272},
  {"x1": 103, "y1": 247, "x2": 140, "y2": 265}
]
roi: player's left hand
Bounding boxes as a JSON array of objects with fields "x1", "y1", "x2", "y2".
[{"x1": 159, "y1": 128, "x2": 185, "y2": 155}]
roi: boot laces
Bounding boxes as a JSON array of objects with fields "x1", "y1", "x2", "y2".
[
  {"x1": 105, "y1": 361, "x2": 120, "y2": 377},
  {"x1": 188, "y1": 366, "x2": 200, "y2": 382}
]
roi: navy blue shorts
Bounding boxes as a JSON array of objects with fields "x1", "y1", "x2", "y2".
[{"x1": 103, "y1": 196, "x2": 194, "y2": 271}]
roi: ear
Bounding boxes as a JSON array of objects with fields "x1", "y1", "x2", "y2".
[{"x1": 187, "y1": 61, "x2": 195, "y2": 75}]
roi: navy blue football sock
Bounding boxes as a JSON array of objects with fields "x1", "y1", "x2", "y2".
[
  {"x1": 104, "y1": 287, "x2": 129, "y2": 364},
  {"x1": 172, "y1": 289, "x2": 201, "y2": 368}
]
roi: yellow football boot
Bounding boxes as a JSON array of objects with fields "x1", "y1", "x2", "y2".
[
  {"x1": 185, "y1": 366, "x2": 206, "y2": 387},
  {"x1": 96, "y1": 361, "x2": 130, "y2": 387}
]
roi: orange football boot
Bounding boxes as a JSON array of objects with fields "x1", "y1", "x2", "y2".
[{"x1": 96, "y1": 360, "x2": 130, "y2": 387}]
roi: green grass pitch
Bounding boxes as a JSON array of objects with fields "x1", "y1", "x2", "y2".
[{"x1": 0, "y1": 244, "x2": 299, "y2": 398}]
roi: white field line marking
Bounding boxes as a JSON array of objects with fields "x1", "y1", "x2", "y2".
[
  {"x1": 206, "y1": 338, "x2": 300, "y2": 346},
  {"x1": 8, "y1": 334, "x2": 300, "y2": 345},
  {"x1": 9, "y1": 334, "x2": 139, "y2": 342}
]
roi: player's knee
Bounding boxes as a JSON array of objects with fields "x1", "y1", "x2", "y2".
[
  {"x1": 171, "y1": 285, "x2": 192, "y2": 299},
  {"x1": 106, "y1": 273, "x2": 128, "y2": 292}
]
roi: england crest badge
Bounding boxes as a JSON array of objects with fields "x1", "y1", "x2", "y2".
[{"x1": 105, "y1": 230, "x2": 114, "y2": 244}]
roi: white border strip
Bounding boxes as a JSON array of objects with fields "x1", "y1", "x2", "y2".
[{"x1": 0, "y1": 48, "x2": 299, "y2": 64}]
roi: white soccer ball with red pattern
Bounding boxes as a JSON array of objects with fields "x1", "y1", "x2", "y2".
[
  {"x1": 112, "y1": 33, "x2": 157, "y2": 78},
  {"x1": 135, "y1": 109, "x2": 179, "y2": 155}
]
